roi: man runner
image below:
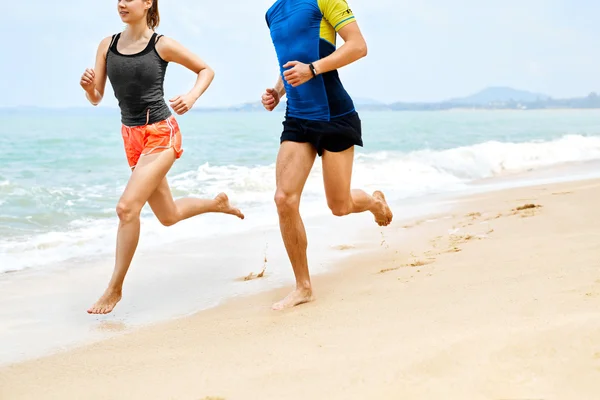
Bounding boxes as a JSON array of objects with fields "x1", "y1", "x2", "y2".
[{"x1": 262, "y1": 0, "x2": 394, "y2": 310}]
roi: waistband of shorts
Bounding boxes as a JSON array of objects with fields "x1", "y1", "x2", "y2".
[
  {"x1": 285, "y1": 110, "x2": 359, "y2": 124},
  {"x1": 121, "y1": 114, "x2": 176, "y2": 129}
]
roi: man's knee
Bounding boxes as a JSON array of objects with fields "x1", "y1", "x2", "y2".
[
  {"x1": 327, "y1": 198, "x2": 352, "y2": 217},
  {"x1": 274, "y1": 191, "x2": 300, "y2": 215},
  {"x1": 115, "y1": 201, "x2": 141, "y2": 223}
]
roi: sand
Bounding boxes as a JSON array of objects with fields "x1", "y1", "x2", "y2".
[{"x1": 2, "y1": 178, "x2": 600, "y2": 399}]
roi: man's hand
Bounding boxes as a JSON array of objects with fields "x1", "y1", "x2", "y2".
[
  {"x1": 261, "y1": 88, "x2": 281, "y2": 111},
  {"x1": 283, "y1": 61, "x2": 314, "y2": 87}
]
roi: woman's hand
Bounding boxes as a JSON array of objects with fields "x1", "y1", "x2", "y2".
[
  {"x1": 157, "y1": 37, "x2": 215, "y2": 111},
  {"x1": 169, "y1": 93, "x2": 197, "y2": 115},
  {"x1": 80, "y1": 68, "x2": 96, "y2": 93}
]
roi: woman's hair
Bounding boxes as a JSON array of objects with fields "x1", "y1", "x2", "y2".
[{"x1": 146, "y1": 0, "x2": 160, "y2": 30}]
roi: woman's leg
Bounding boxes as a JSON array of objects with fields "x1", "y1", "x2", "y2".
[
  {"x1": 87, "y1": 150, "x2": 177, "y2": 314},
  {"x1": 147, "y1": 178, "x2": 244, "y2": 227},
  {"x1": 87, "y1": 149, "x2": 245, "y2": 314}
]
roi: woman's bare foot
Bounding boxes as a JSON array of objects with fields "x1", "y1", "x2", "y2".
[
  {"x1": 272, "y1": 287, "x2": 313, "y2": 311},
  {"x1": 87, "y1": 289, "x2": 122, "y2": 315},
  {"x1": 215, "y1": 193, "x2": 245, "y2": 219},
  {"x1": 372, "y1": 191, "x2": 393, "y2": 226}
]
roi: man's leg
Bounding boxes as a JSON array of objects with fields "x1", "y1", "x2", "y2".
[
  {"x1": 322, "y1": 147, "x2": 393, "y2": 226},
  {"x1": 273, "y1": 141, "x2": 317, "y2": 310}
]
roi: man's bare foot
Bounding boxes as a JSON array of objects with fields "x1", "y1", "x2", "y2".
[
  {"x1": 372, "y1": 190, "x2": 393, "y2": 226},
  {"x1": 215, "y1": 193, "x2": 245, "y2": 219},
  {"x1": 87, "y1": 289, "x2": 122, "y2": 315},
  {"x1": 272, "y1": 287, "x2": 313, "y2": 310}
]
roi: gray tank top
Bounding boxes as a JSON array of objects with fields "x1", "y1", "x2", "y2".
[{"x1": 106, "y1": 32, "x2": 172, "y2": 127}]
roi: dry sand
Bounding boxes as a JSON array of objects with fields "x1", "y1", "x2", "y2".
[{"x1": 2, "y1": 179, "x2": 600, "y2": 399}]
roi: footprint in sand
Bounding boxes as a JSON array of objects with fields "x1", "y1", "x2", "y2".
[
  {"x1": 444, "y1": 246, "x2": 462, "y2": 253},
  {"x1": 450, "y1": 234, "x2": 482, "y2": 245},
  {"x1": 95, "y1": 321, "x2": 127, "y2": 333},
  {"x1": 515, "y1": 203, "x2": 542, "y2": 211},
  {"x1": 332, "y1": 244, "x2": 356, "y2": 251},
  {"x1": 424, "y1": 249, "x2": 438, "y2": 257},
  {"x1": 511, "y1": 203, "x2": 543, "y2": 218},
  {"x1": 379, "y1": 266, "x2": 401, "y2": 274},
  {"x1": 490, "y1": 212, "x2": 503, "y2": 220},
  {"x1": 429, "y1": 236, "x2": 444, "y2": 249},
  {"x1": 379, "y1": 258, "x2": 436, "y2": 274},
  {"x1": 465, "y1": 212, "x2": 481, "y2": 219},
  {"x1": 552, "y1": 191, "x2": 573, "y2": 196},
  {"x1": 406, "y1": 259, "x2": 435, "y2": 268}
]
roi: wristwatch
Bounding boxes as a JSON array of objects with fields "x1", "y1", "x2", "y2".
[{"x1": 309, "y1": 63, "x2": 318, "y2": 77}]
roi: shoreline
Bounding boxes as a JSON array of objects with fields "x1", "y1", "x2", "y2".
[
  {"x1": 2, "y1": 161, "x2": 600, "y2": 367},
  {"x1": 0, "y1": 193, "x2": 444, "y2": 366},
  {"x1": 2, "y1": 177, "x2": 600, "y2": 398}
]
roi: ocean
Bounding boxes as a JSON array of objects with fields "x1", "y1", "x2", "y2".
[
  {"x1": 2, "y1": 108, "x2": 600, "y2": 273},
  {"x1": 2, "y1": 108, "x2": 600, "y2": 364}
]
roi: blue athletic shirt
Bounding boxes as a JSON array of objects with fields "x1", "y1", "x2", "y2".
[{"x1": 266, "y1": 0, "x2": 358, "y2": 121}]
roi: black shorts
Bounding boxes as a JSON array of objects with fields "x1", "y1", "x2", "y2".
[{"x1": 280, "y1": 111, "x2": 363, "y2": 156}]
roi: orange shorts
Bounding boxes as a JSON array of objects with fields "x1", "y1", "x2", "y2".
[{"x1": 121, "y1": 115, "x2": 183, "y2": 168}]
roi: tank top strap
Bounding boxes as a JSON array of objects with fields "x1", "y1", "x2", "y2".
[
  {"x1": 148, "y1": 32, "x2": 158, "y2": 48},
  {"x1": 106, "y1": 34, "x2": 119, "y2": 61},
  {"x1": 109, "y1": 33, "x2": 121, "y2": 51}
]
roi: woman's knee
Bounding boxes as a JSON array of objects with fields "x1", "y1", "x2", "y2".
[
  {"x1": 156, "y1": 212, "x2": 180, "y2": 227},
  {"x1": 115, "y1": 201, "x2": 141, "y2": 223}
]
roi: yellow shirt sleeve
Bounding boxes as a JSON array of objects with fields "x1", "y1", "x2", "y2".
[{"x1": 319, "y1": 0, "x2": 356, "y2": 32}]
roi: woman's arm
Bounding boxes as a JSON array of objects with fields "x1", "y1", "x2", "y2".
[
  {"x1": 80, "y1": 36, "x2": 112, "y2": 106},
  {"x1": 156, "y1": 37, "x2": 215, "y2": 115}
]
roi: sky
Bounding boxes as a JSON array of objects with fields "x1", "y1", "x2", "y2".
[{"x1": 0, "y1": 0, "x2": 598, "y2": 108}]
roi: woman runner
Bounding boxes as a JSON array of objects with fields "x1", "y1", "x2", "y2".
[{"x1": 80, "y1": 0, "x2": 244, "y2": 315}]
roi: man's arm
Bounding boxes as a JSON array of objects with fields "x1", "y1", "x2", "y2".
[
  {"x1": 262, "y1": 75, "x2": 286, "y2": 111},
  {"x1": 312, "y1": 22, "x2": 366, "y2": 75},
  {"x1": 282, "y1": 0, "x2": 366, "y2": 87},
  {"x1": 274, "y1": 74, "x2": 286, "y2": 98}
]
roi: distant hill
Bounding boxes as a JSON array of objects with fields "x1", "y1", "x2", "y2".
[
  {"x1": 353, "y1": 97, "x2": 386, "y2": 106},
  {"x1": 448, "y1": 86, "x2": 551, "y2": 105},
  {"x1": 195, "y1": 96, "x2": 385, "y2": 113},
  {"x1": 194, "y1": 87, "x2": 562, "y2": 112},
  {"x1": 3, "y1": 88, "x2": 597, "y2": 114}
]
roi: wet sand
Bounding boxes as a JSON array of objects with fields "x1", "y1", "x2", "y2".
[{"x1": 2, "y1": 178, "x2": 600, "y2": 399}]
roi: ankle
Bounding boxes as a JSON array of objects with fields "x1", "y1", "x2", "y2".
[
  {"x1": 105, "y1": 285, "x2": 123, "y2": 296},
  {"x1": 296, "y1": 281, "x2": 312, "y2": 292}
]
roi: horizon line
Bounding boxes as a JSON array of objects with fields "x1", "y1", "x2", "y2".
[{"x1": 1, "y1": 87, "x2": 597, "y2": 111}]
